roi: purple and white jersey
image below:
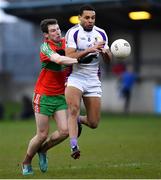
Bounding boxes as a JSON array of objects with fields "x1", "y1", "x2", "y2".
[{"x1": 65, "y1": 24, "x2": 109, "y2": 78}]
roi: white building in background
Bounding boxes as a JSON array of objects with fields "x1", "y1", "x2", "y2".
[
  {"x1": 0, "y1": 0, "x2": 40, "y2": 101},
  {"x1": 0, "y1": 0, "x2": 18, "y2": 23},
  {"x1": 0, "y1": 0, "x2": 18, "y2": 71},
  {"x1": 0, "y1": 9, "x2": 18, "y2": 23}
]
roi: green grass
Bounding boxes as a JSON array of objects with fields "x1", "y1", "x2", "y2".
[{"x1": 0, "y1": 114, "x2": 161, "y2": 178}]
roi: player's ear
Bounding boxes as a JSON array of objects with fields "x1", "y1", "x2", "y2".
[{"x1": 44, "y1": 33, "x2": 48, "y2": 39}]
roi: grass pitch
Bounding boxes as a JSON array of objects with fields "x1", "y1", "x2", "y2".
[{"x1": 0, "y1": 113, "x2": 161, "y2": 179}]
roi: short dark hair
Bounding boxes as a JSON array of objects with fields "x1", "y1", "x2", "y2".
[
  {"x1": 79, "y1": 5, "x2": 95, "y2": 16},
  {"x1": 40, "y1": 18, "x2": 58, "y2": 33}
]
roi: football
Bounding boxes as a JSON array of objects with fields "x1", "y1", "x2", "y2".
[{"x1": 110, "y1": 39, "x2": 131, "y2": 59}]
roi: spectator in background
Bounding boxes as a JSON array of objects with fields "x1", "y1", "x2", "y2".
[
  {"x1": 111, "y1": 61, "x2": 126, "y2": 76},
  {"x1": 118, "y1": 65, "x2": 137, "y2": 113}
]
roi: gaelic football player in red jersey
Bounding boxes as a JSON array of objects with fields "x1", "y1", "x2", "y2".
[{"x1": 22, "y1": 19, "x2": 78, "y2": 175}]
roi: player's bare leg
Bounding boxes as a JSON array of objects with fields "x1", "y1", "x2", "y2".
[
  {"x1": 39, "y1": 110, "x2": 68, "y2": 152},
  {"x1": 37, "y1": 110, "x2": 68, "y2": 172},
  {"x1": 65, "y1": 86, "x2": 82, "y2": 159},
  {"x1": 81, "y1": 96, "x2": 101, "y2": 128},
  {"x1": 22, "y1": 113, "x2": 49, "y2": 175},
  {"x1": 23, "y1": 113, "x2": 49, "y2": 164}
]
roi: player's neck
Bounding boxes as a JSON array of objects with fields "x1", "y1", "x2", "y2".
[
  {"x1": 83, "y1": 28, "x2": 92, "y2": 32},
  {"x1": 80, "y1": 24, "x2": 93, "y2": 32}
]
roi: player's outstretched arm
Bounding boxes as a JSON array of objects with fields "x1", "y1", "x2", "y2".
[
  {"x1": 65, "y1": 42, "x2": 104, "y2": 62},
  {"x1": 50, "y1": 53, "x2": 78, "y2": 65},
  {"x1": 65, "y1": 47, "x2": 93, "y2": 60}
]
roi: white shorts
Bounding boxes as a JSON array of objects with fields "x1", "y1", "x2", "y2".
[{"x1": 67, "y1": 75, "x2": 102, "y2": 97}]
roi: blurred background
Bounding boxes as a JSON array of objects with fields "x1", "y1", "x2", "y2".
[{"x1": 0, "y1": 0, "x2": 161, "y2": 118}]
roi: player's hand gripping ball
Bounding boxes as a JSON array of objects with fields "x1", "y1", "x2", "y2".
[{"x1": 110, "y1": 39, "x2": 131, "y2": 59}]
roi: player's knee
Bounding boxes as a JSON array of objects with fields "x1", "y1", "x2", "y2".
[
  {"x1": 69, "y1": 104, "x2": 79, "y2": 117},
  {"x1": 38, "y1": 132, "x2": 48, "y2": 142},
  {"x1": 59, "y1": 128, "x2": 69, "y2": 138},
  {"x1": 87, "y1": 116, "x2": 100, "y2": 129},
  {"x1": 90, "y1": 123, "x2": 98, "y2": 129},
  {"x1": 88, "y1": 121, "x2": 99, "y2": 129}
]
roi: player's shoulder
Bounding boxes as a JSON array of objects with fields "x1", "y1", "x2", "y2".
[
  {"x1": 40, "y1": 40, "x2": 54, "y2": 54},
  {"x1": 67, "y1": 24, "x2": 80, "y2": 34},
  {"x1": 40, "y1": 41, "x2": 48, "y2": 50},
  {"x1": 93, "y1": 25, "x2": 106, "y2": 33}
]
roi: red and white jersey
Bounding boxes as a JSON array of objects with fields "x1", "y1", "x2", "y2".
[{"x1": 65, "y1": 24, "x2": 109, "y2": 78}]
